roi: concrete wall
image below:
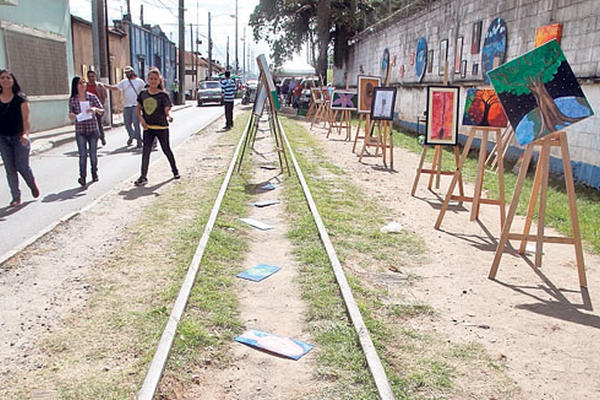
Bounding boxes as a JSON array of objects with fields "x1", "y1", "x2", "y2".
[
  {"x1": 337, "y1": 0, "x2": 600, "y2": 188},
  {"x1": 0, "y1": 0, "x2": 73, "y2": 131}
]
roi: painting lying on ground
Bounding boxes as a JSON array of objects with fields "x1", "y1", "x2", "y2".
[
  {"x1": 535, "y1": 23, "x2": 562, "y2": 47},
  {"x1": 235, "y1": 329, "x2": 313, "y2": 360},
  {"x1": 415, "y1": 37, "x2": 427, "y2": 82},
  {"x1": 425, "y1": 86, "x2": 460, "y2": 145},
  {"x1": 488, "y1": 40, "x2": 594, "y2": 145},
  {"x1": 331, "y1": 90, "x2": 358, "y2": 111},
  {"x1": 357, "y1": 75, "x2": 381, "y2": 114},
  {"x1": 462, "y1": 88, "x2": 507, "y2": 128},
  {"x1": 482, "y1": 17, "x2": 507, "y2": 83}
]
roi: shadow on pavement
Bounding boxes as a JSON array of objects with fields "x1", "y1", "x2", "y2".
[
  {"x1": 118, "y1": 178, "x2": 174, "y2": 200},
  {"x1": 41, "y1": 186, "x2": 87, "y2": 203},
  {"x1": 0, "y1": 200, "x2": 35, "y2": 220}
]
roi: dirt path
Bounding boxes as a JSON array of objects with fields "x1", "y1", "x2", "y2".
[
  {"x1": 185, "y1": 118, "x2": 322, "y2": 399},
  {"x1": 308, "y1": 117, "x2": 600, "y2": 400}
]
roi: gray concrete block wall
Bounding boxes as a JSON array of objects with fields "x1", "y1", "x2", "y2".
[{"x1": 335, "y1": 0, "x2": 600, "y2": 185}]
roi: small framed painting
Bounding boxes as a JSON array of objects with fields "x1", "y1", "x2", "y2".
[
  {"x1": 311, "y1": 88, "x2": 323, "y2": 104},
  {"x1": 461, "y1": 60, "x2": 467, "y2": 78},
  {"x1": 439, "y1": 39, "x2": 448, "y2": 76},
  {"x1": 370, "y1": 87, "x2": 397, "y2": 121},
  {"x1": 427, "y1": 50, "x2": 434, "y2": 73},
  {"x1": 454, "y1": 36, "x2": 463, "y2": 74},
  {"x1": 425, "y1": 86, "x2": 460, "y2": 146},
  {"x1": 330, "y1": 90, "x2": 358, "y2": 111},
  {"x1": 471, "y1": 20, "x2": 483, "y2": 54},
  {"x1": 357, "y1": 75, "x2": 382, "y2": 114},
  {"x1": 472, "y1": 62, "x2": 479, "y2": 76}
]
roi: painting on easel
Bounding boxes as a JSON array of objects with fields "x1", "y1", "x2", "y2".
[
  {"x1": 462, "y1": 88, "x2": 507, "y2": 127},
  {"x1": 488, "y1": 39, "x2": 594, "y2": 146},
  {"x1": 371, "y1": 87, "x2": 397, "y2": 121},
  {"x1": 311, "y1": 87, "x2": 324, "y2": 104},
  {"x1": 535, "y1": 23, "x2": 562, "y2": 47},
  {"x1": 425, "y1": 86, "x2": 460, "y2": 145},
  {"x1": 331, "y1": 90, "x2": 358, "y2": 111},
  {"x1": 357, "y1": 75, "x2": 381, "y2": 114}
]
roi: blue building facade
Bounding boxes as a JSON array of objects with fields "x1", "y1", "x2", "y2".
[{"x1": 126, "y1": 21, "x2": 176, "y2": 92}]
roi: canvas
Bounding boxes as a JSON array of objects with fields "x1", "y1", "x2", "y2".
[
  {"x1": 371, "y1": 87, "x2": 397, "y2": 120},
  {"x1": 535, "y1": 23, "x2": 562, "y2": 47},
  {"x1": 472, "y1": 63, "x2": 479, "y2": 76},
  {"x1": 427, "y1": 50, "x2": 434, "y2": 73},
  {"x1": 253, "y1": 82, "x2": 267, "y2": 117},
  {"x1": 331, "y1": 90, "x2": 358, "y2": 110},
  {"x1": 488, "y1": 40, "x2": 594, "y2": 145},
  {"x1": 462, "y1": 88, "x2": 508, "y2": 127},
  {"x1": 439, "y1": 39, "x2": 448, "y2": 76},
  {"x1": 471, "y1": 20, "x2": 483, "y2": 54},
  {"x1": 381, "y1": 48, "x2": 390, "y2": 75},
  {"x1": 481, "y1": 18, "x2": 507, "y2": 83},
  {"x1": 311, "y1": 87, "x2": 323, "y2": 104},
  {"x1": 234, "y1": 330, "x2": 313, "y2": 360},
  {"x1": 455, "y1": 36, "x2": 463, "y2": 74},
  {"x1": 461, "y1": 60, "x2": 467, "y2": 79},
  {"x1": 357, "y1": 75, "x2": 381, "y2": 114},
  {"x1": 256, "y1": 54, "x2": 280, "y2": 109},
  {"x1": 426, "y1": 86, "x2": 460, "y2": 145},
  {"x1": 236, "y1": 264, "x2": 281, "y2": 282},
  {"x1": 415, "y1": 37, "x2": 427, "y2": 83}
]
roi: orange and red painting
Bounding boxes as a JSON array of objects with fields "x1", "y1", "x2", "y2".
[
  {"x1": 462, "y1": 88, "x2": 508, "y2": 127},
  {"x1": 535, "y1": 24, "x2": 562, "y2": 48},
  {"x1": 426, "y1": 86, "x2": 460, "y2": 145}
]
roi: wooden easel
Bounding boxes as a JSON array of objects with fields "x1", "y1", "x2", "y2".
[
  {"x1": 488, "y1": 131, "x2": 587, "y2": 287},
  {"x1": 327, "y1": 109, "x2": 352, "y2": 140},
  {"x1": 485, "y1": 127, "x2": 514, "y2": 171},
  {"x1": 352, "y1": 113, "x2": 367, "y2": 152},
  {"x1": 434, "y1": 126, "x2": 506, "y2": 229}
]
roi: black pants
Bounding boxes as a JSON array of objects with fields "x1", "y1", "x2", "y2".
[
  {"x1": 140, "y1": 128, "x2": 178, "y2": 178},
  {"x1": 224, "y1": 101, "x2": 234, "y2": 128}
]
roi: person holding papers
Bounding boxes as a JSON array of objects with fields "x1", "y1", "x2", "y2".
[{"x1": 68, "y1": 76, "x2": 103, "y2": 187}]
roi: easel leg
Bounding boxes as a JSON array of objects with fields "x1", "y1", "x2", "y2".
[
  {"x1": 353, "y1": 114, "x2": 364, "y2": 153},
  {"x1": 454, "y1": 146, "x2": 465, "y2": 198},
  {"x1": 471, "y1": 129, "x2": 489, "y2": 221},
  {"x1": 496, "y1": 129, "x2": 506, "y2": 228},
  {"x1": 435, "y1": 133, "x2": 475, "y2": 229},
  {"x1": 346, "y1": 111, "x2": 352, "y2": 141},
  {"x1": 411, "y1": 145, "x2": 428, "y2": 196},
  {"x1": 382, "y1": 122, "x2": 387, "y2": 167},
  {"x1": 327, "y1": 109, "x2": 337, "y2": 138},
  {"x1": 535, "y1": 139, "x2": 551, "y2": 268},
  {"x1": 489, "y1": 144, "x2": 535, "y2": 279},
  {"x1": 518, "y1": 157, "x2": 543, "y2": 254},
  {"x1": 389, "y1": 130, "x2": 394, "y2": 170},
  {"x1": 435, "y1": 145, "x2": 443, "y2": 189},
  {"x1": 560, "y1": 132, "x2": 587, "y2": 287},
  {"x1": 428, "y1": 145, "x2": 440, "y2": 190}
]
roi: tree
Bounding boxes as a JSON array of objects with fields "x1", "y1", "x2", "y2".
[
  {"x1": 467, "y1": 90, "x2": 506, "y2": 127},
  {"x1": 489, "y1": 41, "x2": 582, "y2": 136}
]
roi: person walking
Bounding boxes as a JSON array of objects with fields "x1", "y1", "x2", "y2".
[
  {"x1": 103, "y1": 66, "x2": 144, "y2": 148},
  {"x1": 134, "y1": 67, "x2": 179, "y2": 186},
  {"x1": 85, "y1": 70, "x2": 108, "y2": 146},
  {"x1": 68, "y1": 76, "x2": 103, "y2": 186},
  {"x1": 0, "y1": 70, "x2": 40, "y2": 207},
  {"x1": 221, "y1": 71, "x2": 236, "y2": 130}
]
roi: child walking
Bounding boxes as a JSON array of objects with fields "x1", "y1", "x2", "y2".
[{"x1": 134, "y1": 67, "x2": 179, "y2": 186}]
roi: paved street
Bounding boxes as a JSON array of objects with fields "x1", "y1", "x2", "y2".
[{"x1": 0, "y1": 103, "x2": 224, "y2": 258}]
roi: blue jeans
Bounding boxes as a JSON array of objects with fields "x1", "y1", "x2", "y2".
[
  {"x1": 123, "y1": 106, "x2": 141, "y2": 142},
  {"x1": 76, "y1": 132, "x2": 99, "y2": 179},
  {"x1": 0, "y1": 135, "x2": 36, "y2": 201}
]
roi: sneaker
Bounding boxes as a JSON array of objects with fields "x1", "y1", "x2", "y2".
[
  {"x1": 9, "y1": 197, "x2": 21, "y2": 207},
  {"x1": 134, "y1": 177, "x2": 148, "y2": 186},
  {"x1": 136, "y1": 140, "x2": 143, "y2": 149},
  {"x1": 92, "y1": 174, "x2": 99, "y2": 182},
  {"x1": 127, "y1": 138, "x2": 133, "y2": 146},
  {"x1": 30, "y1": 181, "x2": 40, "y2": 198},
  {"x1": 101, "y1": 137, "x2": 107, "y2": 146},
  {"x1": 173, "y1": 172, "x2": 180, "y2": 179},
  {"x1": 78, "y1": 177, "x2": 86, "y2": 187}
]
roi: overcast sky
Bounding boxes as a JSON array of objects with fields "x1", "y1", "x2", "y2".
[{"x1": 69, "y1": 0, "x2": 272, "y2": 72}]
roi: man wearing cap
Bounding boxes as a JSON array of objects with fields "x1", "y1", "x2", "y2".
[{"x1": 103, "y1": 66, "x2": 145, "y2": 148}]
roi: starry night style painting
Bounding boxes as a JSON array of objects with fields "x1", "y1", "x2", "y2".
[
  {"x1": 415, "y1": 37, "x2": 427, "y2": 82},
  {"x1": 482, "y1": 17, "x2": 507, "y2": 84},
  {"x1": 488, "y1": 40, "x2": 594, "y2": 146}
]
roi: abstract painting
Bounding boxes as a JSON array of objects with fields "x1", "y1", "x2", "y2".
[
  {"x1": 488, "y1": 40, "x2": 594, "y2": 145},
  {"x1": 357, "y1": 75, "x2": 381, "y2": 114},
  {"x1": 381, "y1": 48, "x2": 390, "y2": 76},
  {"x1": 462, "y1": 88, "x2": 508, "y2": 127},
  {"x1": 235, "y1": 330, "x2": 313, "y2": 360},
  {"x1": 371, "y1": 87, "x2": 397, "y2": 120},
  {"x1": 426, "y1": 86, "x2": 460, "y2": 145},
  {"x1": 482, "y1": 17, "x2": 507, "y2": 83},
  {"x1": 237, "y1": 264, "x2": 281, "y2": 282},
  {"x1": 455, "y1": 36, "x2": 463, "y2": 74},
  {"x1": 415, "y1": 37, "x2": 427, "y2": 83},
  {"x1": 427, "y1": 50, "x2": 434, "y2": 73},
  {"x1": 535, "y1": 23, "x2": 562, "y2": 47},
  {"x1": 439, "y1": 39, "x2": 448, "y2": 76},
  {"x1": 331, "y1": 90, "x2": 358, "y2": 111},
  {"x1": 471, "y1": 20, "x2": 483, "y2": 54}
]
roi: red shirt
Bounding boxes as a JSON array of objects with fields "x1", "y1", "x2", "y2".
[{"x1": 87, "y1": 82, "x2": 98, "y2": 96}]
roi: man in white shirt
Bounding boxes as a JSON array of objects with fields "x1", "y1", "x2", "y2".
[{"x1": 103, "y1": 66, "x2": 145, "y2": 148}]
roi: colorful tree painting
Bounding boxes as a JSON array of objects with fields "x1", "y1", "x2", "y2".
[
  {"x1": 535, "y1": 23, "x2": 562, "y2": 48},
  {"x1": 462, "y1": 88, "x2": 507, "y2": 127},
  {"x1": 488, "y1": 40, "x2": 594, "y2": 145}
]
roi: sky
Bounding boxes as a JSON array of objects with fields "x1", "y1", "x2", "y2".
[{"x1": 69, "y1": 0, "x2": 272, "y2": 74}]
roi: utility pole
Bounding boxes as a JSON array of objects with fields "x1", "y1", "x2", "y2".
[
  {"x1": 103, "y1": 0, "x2": 113, "y2": 124},
  {"x1": 178, "y1": 0, "x2": 185, "y2": 105},
  {"x1": 190, "y1": 22, "x2": 194, "y2": 85},
  {"x1": 226, "y1": 36, "x2": 230, "y2": 70},
  {"x1": 242, "y1": 26, "x2": 246, "y2": 81},
  {"x1": 126, "y1": 0, "x2": 131, "y2": 18},
  {"x1": 91, "y1": 0, "x2": 109, "y2": 77},
  {"x1": 140, "y1": 4, "x2": 144, "y2": 25},
  {"x1": 208, "y1": 11, "x2": 212, "y2": 79},
  {"x1": 235, "y1": 0, "x2": 238, "y2": 73}
]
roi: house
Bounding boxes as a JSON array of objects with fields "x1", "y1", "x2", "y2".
[{"x1": 0, "y1": 0, "x2": 74, "y2": 131}]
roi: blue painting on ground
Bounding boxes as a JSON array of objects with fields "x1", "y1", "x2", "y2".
[
  {"x1": 235, "y1": 329, "x2": 314, "y2": 360},
  {"x1": 237, "y1": 263, "x2": 281, "y2": 282}
]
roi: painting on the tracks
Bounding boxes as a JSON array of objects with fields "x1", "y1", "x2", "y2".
[
  {"x1": 235, "y1": 329, "x2": 313, "y2": 360},
  {"x1": 237, "y1": 264, "x2": 281, "y2": 282},
  {"x1": 425, "y1": 86, "x2": 460, "y2": 145},
  {"x1": 462, "y1": 88, "x2": 507, "y2": 128},
  {"x1": 488, "y1": 40, "x2": 594, "y2": 145}
]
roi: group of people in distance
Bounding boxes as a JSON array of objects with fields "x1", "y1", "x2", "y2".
[{"x1": 0, "y1": 65, "x2": 180, "y2": 208}]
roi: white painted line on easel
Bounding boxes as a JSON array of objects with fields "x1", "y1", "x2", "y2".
[{"x1": 278, "y1": 119, "x2": 396, "y2": 400}]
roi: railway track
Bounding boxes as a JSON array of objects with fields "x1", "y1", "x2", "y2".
[{"x1": 137, "y1": 112, "x2": 395, "y2": 400}]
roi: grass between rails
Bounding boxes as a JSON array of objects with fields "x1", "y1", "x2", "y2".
[
  {"x1": 5, "y1": 114, "x2": 250, "y2": 399},
  {"x1": 379, "y1": 121, "x2": 600, "y2": 254},
  {"x1": 281, "y1": 117, "x2": 517, "y2": 399}
]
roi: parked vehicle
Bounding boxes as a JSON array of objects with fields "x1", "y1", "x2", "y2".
[
  {"x1": 241, "y1": 80, "x2": 259, "y2": 105},
  {"x1": 197, "y1": 80, "x2": 223, "y2": 106}
]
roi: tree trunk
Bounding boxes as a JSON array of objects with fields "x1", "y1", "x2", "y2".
[
  {"x1": 529, "y1": 81, "x2": 583, "y2": 137},
  {"x1": 481, "y1": 102, "x2": 491, "y2": 126},
  {"x1": 316, "y1": 0, "x2": 331, "y2": 84},
  {"x1": 334, "y1": 23, "x2": 349, "y2": 69}
]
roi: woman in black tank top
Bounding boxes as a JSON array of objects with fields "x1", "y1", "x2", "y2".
[{"x1": 0, "y1": 70, "x2": 40, "y2": 207}]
